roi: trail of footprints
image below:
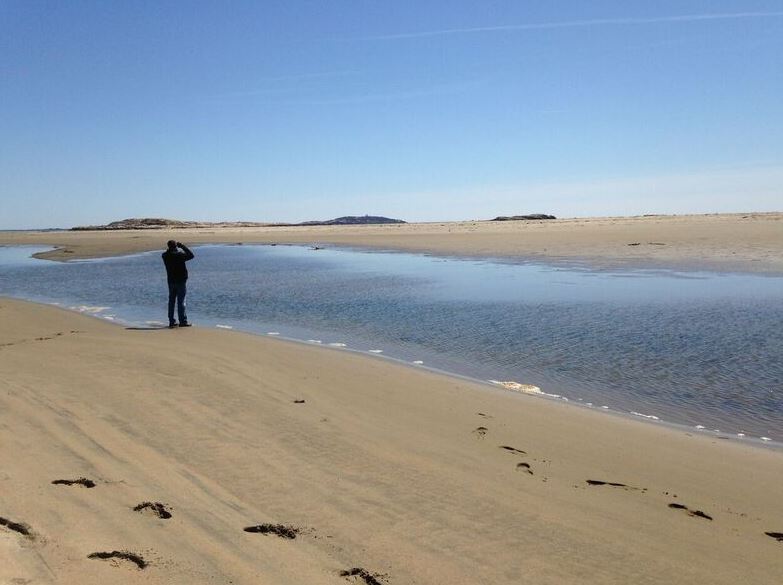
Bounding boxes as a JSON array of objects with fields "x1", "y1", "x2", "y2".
[
  {"x1": 0, "y1": 330, "x2": 82, "y2": 349},
  {"x1": 2, "y1": 475, "x2": 390, "y2": 582},
  {"x1": 470, "y1": 412, "x2": 780, "y2": 535},
  {"x1": 1, "y1": 405, "x2": 780, "y2": 581}
]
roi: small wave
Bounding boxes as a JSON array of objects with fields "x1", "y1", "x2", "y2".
[
  {"x1": 490, "y1": 380, "x2": 544, "y2": 395},
  {"x1": 267, "y1": 332, "x2": 280, "y2": 336},
  {"x1": 307, "y1": 339, "x2": 322, "y2": 344},
  {"x1": 368, "y1": 349, "x2": 383, "y2": 353},
  {"x1": 328, "y1": 342, "x2": 347, "y2": 347},
  {"x1": 412, "y1": 360, "x2": 424, "y2": 365},
  {"x1": 215, "y1": 324, "x2": 233, "y2": 329}
]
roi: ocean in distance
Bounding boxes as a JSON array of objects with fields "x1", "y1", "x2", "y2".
[{"x1": 1, "y1": 244, "x2": 781, "y2": 443}]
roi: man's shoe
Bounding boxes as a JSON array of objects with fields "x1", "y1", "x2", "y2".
[
  {"x1": 179, "y1": 322, "x2": 192, "y2": 327},
  {"x1": 168, "y1": 322, "x2": 177, "y2": 329}
]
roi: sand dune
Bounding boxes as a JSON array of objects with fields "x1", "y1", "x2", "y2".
[
  {"x1": 2, "y1": 212, "x2": 782, "y2": 273},
  {"x1": 1, "y1": 298, "x2": 782, "y2": 584}
]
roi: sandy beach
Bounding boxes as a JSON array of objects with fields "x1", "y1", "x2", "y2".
[
  {"x1": 1, "y1": 298, "x2": 782, "y2": 584},
  {"x1": 2, "y1": 212, "x2": 782, "y2": 273}
]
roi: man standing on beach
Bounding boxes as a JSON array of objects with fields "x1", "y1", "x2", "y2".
[{"x1": 162, "y1": 240, "x2": 194, "y2": 328}]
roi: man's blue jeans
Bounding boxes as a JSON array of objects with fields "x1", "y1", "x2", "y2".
[{"x1": 168, "y1": 280, "x2": 187, "y2": 325}]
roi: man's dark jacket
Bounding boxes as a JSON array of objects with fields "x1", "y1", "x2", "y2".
[{"x1": 162, "y1": 245, "x2": 194, "y2": 283}]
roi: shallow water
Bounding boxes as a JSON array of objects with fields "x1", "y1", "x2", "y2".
[{"x1": 1, "y1": 244, "x2": 781, "y2": 441}]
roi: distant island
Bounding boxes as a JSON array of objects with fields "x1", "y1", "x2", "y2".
[
  {"x1": 71, "y1": 215, "x2": 406, "y2": 230},
  {"x1": 491, "y1": 214, "x2": 556, "y2": 221},
  {"x1": 294, "y1": 215, "x2": 406, "y2": 226}
]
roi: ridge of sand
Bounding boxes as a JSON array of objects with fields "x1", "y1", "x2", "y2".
[
  {"x1": 2, "y1": 212, "x2": 782, "y2": 273},
  {"x1": 1, "y1": 298, "x2": 782, "y2": 584}
]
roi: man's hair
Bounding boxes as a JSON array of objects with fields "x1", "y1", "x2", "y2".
[{"x1": 167, "y1": 240, "x2": 177, "y2": 249}]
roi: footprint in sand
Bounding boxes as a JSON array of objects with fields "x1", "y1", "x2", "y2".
[
  {"x1": 586, "y1": 480, "x2": 646, "y2": 492},
  {"x1": 473, "y1": 426, "x2": 488, "y2": 438},
  {"x1": 340, "y1": 567, "x2": 387, "y2": 585},
  {"x1": 516, "y1": 462, "x2": 534, "y2": 475},
  {"x1": 668, "y1": 502, "x2": 712, "y2": 520},
  {"x1": 293, "y1": 399, "x2": 306, "y2": 404},
  {"x1": 243, "y1": 524, "x2": 300, "y2": 539},
  {"x1": 765, "y1": 532, "x2": 783, "y2": 542},
  {"x1": 0, "y1": 516, "x2": 33, "y2": 538},
  {"x1": 499, "y1": 445, "x2": 527, "y2": 455},
  {"x1": 51, "y1": 477, "x2": 96, "y2": 488},
  {"x1": 133, "y1": 502, "x2": 172, "y2": 519},
  {"x1": 88, "y1": 551, "x2": 147, "y2": 569}
]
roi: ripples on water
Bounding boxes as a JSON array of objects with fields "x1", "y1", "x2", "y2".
[{"x1": 0, "y1": 244, "x2": 781, "y2": 440}]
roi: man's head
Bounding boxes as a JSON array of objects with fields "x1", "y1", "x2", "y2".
[{"x1": 167, "y1": 240, "x2": 177, "y2": 251}]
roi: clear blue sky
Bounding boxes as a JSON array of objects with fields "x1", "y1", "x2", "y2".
[{"x1": 2, "y1": 1, "x2": 782, "y2": 228}]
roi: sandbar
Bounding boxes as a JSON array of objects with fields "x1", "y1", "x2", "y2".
[{"x1": 1, "y1": 212, "x2": 782, "y2": 273}]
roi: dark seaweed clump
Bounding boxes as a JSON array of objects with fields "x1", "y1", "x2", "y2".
[
  {"x1": 340, "y1": 567, "x2": 386, "y2": 585},
  {"x1": 244, "y1": 523, "x2": 299, "y2": 539},
  {"x1": 0, "y1": 516, "x2": 32, "y2": 537},
  {"x1": 133, "y1": 501, "x2": 172, "y2": 519},
  {"x1": 88, "y1": 550, "x2": 147, "y2": 569}
]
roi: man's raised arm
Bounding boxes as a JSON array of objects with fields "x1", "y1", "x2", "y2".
[{"x1": 177, "y1": 242, "x2": 194, "y2": 260}]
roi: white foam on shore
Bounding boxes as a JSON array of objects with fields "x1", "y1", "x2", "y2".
[
  {"x1": 267, "y1": 332, "x2": 280, "y2": 336},
  {"x1": 490, "y1": 380, "x2": 572, "y2": 401},
  {"x1": 761, "y1": 437, "x2": 772, "y2": 442},
  {"x1": 631, "y1": 412, "x2": 660, "y2": 421},
  {"x1": 412, "y1": 360, "x2": 424, "y2": 365},
  {"x1": 71, "y1": 305, "x2": 110, "y2": 314},
  {"x1": 368, "y1": 349, "x2": 383, "y2": 353},
  {"x1": 215, "y1": 324, "x2": 233, "y2": 329},
  {"x1": 307, "y1": 339, "x2": 322, "y2": 344},
  {"x1": 328, "y1": 342, "x2": 347, "y2": 347}
]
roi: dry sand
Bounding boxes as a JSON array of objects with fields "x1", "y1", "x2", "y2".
[
  {"x1": 2, "y1": 212, "x2": 782, "y2": 273},
  {"x1": 1, "y1": 298, "x2": 782, "y2": 584}
]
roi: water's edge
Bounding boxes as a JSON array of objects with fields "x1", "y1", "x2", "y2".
[
  {"x1": 3, "y1": 294, "x2": 779, "y2": 452},
  {"x1": 2, "y1": 243, "x2": 780, "y2": 450}
]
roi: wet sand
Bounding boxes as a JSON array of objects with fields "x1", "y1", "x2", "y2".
[
  {"x1": 1, "y1": 298, "x2": 782, "y2": 584},
  {"x1": 2, "y1": 212, "x2": 782, "y2": 273}
]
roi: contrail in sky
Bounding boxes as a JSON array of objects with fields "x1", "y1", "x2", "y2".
[{"x1": 358, "y1": 12, "x2": 783, "y2": 41}]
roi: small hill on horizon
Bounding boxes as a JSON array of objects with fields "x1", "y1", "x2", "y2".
[
  {"x1": 71, "y1": 215, "x2": 406, "y2": 230},
  {"x1": 295, "y1": 215, "x2": 406, "y2": 226},
  {"x1": 491, "y1": 214, "x2": 557, "y2": 221},
  {"x1": 71, "y1": 218, "x2": 273, "y2": 230}
]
